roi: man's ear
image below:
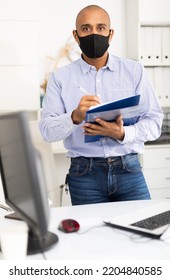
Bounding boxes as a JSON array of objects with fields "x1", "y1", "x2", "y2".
[
  {"x1": 109, "y1": 29, "x2": 114, "y2": 42},
  {"x1": 73, "y1": 30, "x2": 79, "y2": 44}
]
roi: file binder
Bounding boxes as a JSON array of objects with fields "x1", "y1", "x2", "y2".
[
  {"x1": 162, "y1": 27, "x2": 170, "y2": 65},
  {"x1": 140, "y1": 27, "x2": 154, "y2": 65},
  {"x1": 153, "y1": 27, "x2": 162, "y2": 65},
  {"x1": 85, "y1": 94, "x2": 140, "y2": 143}
]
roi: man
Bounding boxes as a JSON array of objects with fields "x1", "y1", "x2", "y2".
[{"x1": 39, "y1": 5, "x2": 163, "y2": 205}]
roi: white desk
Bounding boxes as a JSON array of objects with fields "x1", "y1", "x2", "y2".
[{"x1": 1, "y1": 200, "x2": 170, "y2": 260}]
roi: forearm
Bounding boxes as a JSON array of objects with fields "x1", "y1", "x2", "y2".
[
  {"x1": 39, "y1": 110, "x2": 77, "y2": 142},
  {"x1": 122, "y1": 117, "x2": 162, "y2": 145}
]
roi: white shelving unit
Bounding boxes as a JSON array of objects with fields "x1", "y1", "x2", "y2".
[
  {"x1": 126, "y1": 0, "x2": 170, "y2": 198},
  {"x1": 140, "y1": 145, "x2": 170, "y2": 199},
  {"x1": 126, "y1": 0, "x2": 170, "y2": 107}
]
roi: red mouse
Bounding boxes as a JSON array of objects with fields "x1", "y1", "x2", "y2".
[{"x1": 58, "y1": 219, "x2": 80, "y2": 233}]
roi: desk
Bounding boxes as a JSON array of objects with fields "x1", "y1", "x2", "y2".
[{"x1": 1, "y1": 200, "x2": 170, "y2": 260}]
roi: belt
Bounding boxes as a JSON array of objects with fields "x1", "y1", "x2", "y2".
[{"x1": 71, "y1": 153, "x2": 137, "y2": 164}]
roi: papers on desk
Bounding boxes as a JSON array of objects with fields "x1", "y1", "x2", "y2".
[{"x1": 85, "y1": 94, "x2": 140, "y2": 143}]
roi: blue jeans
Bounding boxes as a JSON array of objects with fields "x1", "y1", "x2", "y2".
[{"x1": 67, "y1": 154, "x2": 151, "y2": 205}]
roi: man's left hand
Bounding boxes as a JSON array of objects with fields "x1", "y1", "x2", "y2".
[{"x1": 83, "y1": 115, "x2": 125, "y2": 141}]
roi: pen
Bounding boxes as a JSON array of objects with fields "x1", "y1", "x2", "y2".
[
  {"x1": 78, "y1": 86, "x2": 87, "y2": 94},
  {"x1": 78, "y1": 86, "x2": 101, "y2": 100}
]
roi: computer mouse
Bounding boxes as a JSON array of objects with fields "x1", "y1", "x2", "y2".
[{"x1": 58, "y1": 219, "x2": 80, "y2": 233}]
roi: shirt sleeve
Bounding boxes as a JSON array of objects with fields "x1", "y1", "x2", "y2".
[{"x1": 39, "y1": 72, "x2": 77, "y2": 142}]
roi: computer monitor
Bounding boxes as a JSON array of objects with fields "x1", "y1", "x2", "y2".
[{"x1": 0, "y1": 111, "x2": 58, "y2": 255}]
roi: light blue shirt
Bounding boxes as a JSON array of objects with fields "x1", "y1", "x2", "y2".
[{"x1": 39, "y1": 55, "x2": 163, "y2": 158}]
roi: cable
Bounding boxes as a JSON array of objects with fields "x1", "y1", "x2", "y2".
[
  {"x1": 77, "y1": 224, "x2": 107, "y2": 234},
  {"x1": 41, "y1": 250, "x2": 47, "y2": 260},
  {"x1": 37, "y1": 236, "x2": 48, "y2": 260}
]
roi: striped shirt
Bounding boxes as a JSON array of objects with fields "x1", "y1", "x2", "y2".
[{"x1": 39, "y1": 55, "x2": 163, "y2": 158}]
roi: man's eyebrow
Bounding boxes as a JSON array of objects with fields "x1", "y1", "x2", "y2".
[
  {"x1": 97, "y1": 23, "x2": 107, "y2": 27},
  {"x1": 81, "y1": 23, "x2": 107, "y2": 28},
  {"x1": 81, "y1": 24, "x2": 92, "y2": 28}
]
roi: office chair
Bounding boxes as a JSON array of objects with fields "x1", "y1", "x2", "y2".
[{"x1": 29, "y1": 120, "x2": 62, "y2": 206}]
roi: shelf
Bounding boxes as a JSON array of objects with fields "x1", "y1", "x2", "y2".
[
  {"x1": 140, "y1": 23, "x2": 170, "y2": 27},
  {"x1": 143, "y1": 64, "x2": 170, "y2": 67}
]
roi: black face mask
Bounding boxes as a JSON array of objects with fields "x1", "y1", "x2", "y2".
[{"x1": 77, "y1": 33, "x2": 110, "y2": 58}]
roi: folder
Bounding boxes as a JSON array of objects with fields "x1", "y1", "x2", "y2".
[
  {"x1": 162, "y1": 27, "x2": 170, "y2": 65},
  {"x1": 153, "y1": 27, "x2": 162, "y2": 65},
  {"x1": 154, "y1": 67, "x2": 163, "y2": 106},
  {"x1": 140, "y1": 27, "x2": 148, "y2": 64},
  {"x1": 162, "y1": 67, "x2": 170, "y2": 105},
  {"x1": 84, "y1": 95, "x2": 140, "y2": 143},
  {"x1": 145, "y1": 67, "x2": 154, "y2": 88},
  {"x1": 140, "y1": 27, "x2": 154, "y2": 65}
]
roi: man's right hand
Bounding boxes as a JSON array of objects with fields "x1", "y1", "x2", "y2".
[{"x1": 71, "y1": 95, "x2": 101, "y2": 124}]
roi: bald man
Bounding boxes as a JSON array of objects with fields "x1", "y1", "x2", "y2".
[{"x1": 39, "y1": 5, "x2": 163, "y2": 205}]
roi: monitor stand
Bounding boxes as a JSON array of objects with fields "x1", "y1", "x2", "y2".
[
  {"x1": 5, "y1": 212, "x2": 22, "y2": 220},
  {"x1": 27, "y1": 231, "x2": 58, "y2": 255},
  {"x1": 4, "y1": 212, "x2": 59, "y2": 255}
]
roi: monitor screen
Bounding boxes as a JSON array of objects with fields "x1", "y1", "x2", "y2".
[{"x1": 0, "y1": 111, "x2": 58, "y2": 255}]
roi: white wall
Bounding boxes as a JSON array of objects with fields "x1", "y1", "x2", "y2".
[
  {"x1": 139, "y1": 0, "x2": 170, "y2": 22},
  {"x1": 0, "y1": 0, "x2": 40, "y2": 111}
]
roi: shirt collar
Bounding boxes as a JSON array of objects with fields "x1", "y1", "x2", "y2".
[
  {"x1": 78, "y1": 54, "x2": 116, "y2": 74},
  {"x1": 106, "y1": 55, "x2": 116, "y2": 71},
  {"x1": 79, "y1": 56, "x2": 91, "y2": 74}
]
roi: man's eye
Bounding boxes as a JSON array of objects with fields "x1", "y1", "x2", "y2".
[
  {"x1": 82, "y1": 27, "x2": 90, "y2": 32},
  {"x1": 98, "y1": 26, "x2": 106, "y2": 31}
]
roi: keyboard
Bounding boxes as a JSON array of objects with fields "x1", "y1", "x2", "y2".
[{"x1": 131, "y1": 210, "x2": 170, "y2": 230}]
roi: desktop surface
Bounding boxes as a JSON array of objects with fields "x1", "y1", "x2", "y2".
[{"x1": 0, "y1": 200, "x2": 170, "y2": 260}]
